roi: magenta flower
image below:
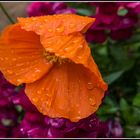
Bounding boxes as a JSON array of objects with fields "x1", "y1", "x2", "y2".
[
  {"x1": 86, "y1": 29, "x2": 107, "y2": 43},
  {"x1": 27, "y1": 2, "x2": 76, "y2": 17},
  {"x1": 0, "y1": 73, "x2": 22, "y2": 138},
  {"x1": 86, "y1": 2, "x2": 140, "y2": 43}
]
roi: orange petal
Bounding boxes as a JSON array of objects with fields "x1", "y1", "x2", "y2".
[
  {"x1": 0, "y1": 24, "x2": 53, "y2": 85},
  {"x1": 18, "y1": 14, "x2": 95, "y2": 37},
  {"x1": 40, "y1": 33, "x2": 107, "y2": 90},
  {"x1": 25, "y1": 62, "x2": 106, "y2": 122}
]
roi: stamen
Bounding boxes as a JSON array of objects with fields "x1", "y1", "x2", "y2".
[{"x1": 43, "y1": 51, "x2": 69, "y2": 64}]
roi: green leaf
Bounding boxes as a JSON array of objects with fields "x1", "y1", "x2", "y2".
[
  {"x1": 15, "y1": 105, "x2": 23, "y2": 112},
  {"x1": 104, "y1": 96, "x2": 115, "y2": 106},
  {"x1": 133, "y1": 93, "x2": 140, "y2": 107},
  {"x1": 120, "y1": 99, "x2": 140, "y2": 125},
  {"x1": 1, "y1": 119, "x2": 13, "y2": 126},
  {"x1": 104, "y1": 70, "x2": 124, "y2": 84},
  {"x1": 117, "y1": 8, "x2": 128, "y2": 16},
  {"x1": 15, "y1": 84, "x2": 23, "y2": 92},
  {"x1": 97, "y1": 46, "x2": 108, "y2": 56},
  {"x1": 120, "y1": 98, "x2": 129, "y2": 111},
  {"x1": 125, "y1": 125, "x2": 140, "y2": 137},
  {"x1": 97, "y1": 105, "x2": 119, "y2": 115},
  {"x1": 76, "y1": 8, "x2": 93, "y2": 16}
]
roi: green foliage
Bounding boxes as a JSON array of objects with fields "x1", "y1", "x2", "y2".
[
  {"x1": 117, "y1": 8, "x2": 128, "y2": 16},
  {"x1": 133, "y1": 93, "x2": 140, "y2": 107}
]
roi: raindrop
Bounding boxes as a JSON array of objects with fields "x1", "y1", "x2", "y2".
[
  {"x1": 78, "y1": 111, "x2": 81, "y2": 114},
  {"x1": 48, "y1": 29, "x2": 52, "y2": 32},
  {"x1": 44, "y1": 19, "x2": 48, "y2": 22},
  {"x1": 16, "y1": 63, "x2": 24, "y2": 67},
  {"x1": 12, "y1": 58, "x2": 17, "y2": 61},
  {"x1": 17, "y1": 79, "x2": 22, "y2": 83},
  {"x1": 46, "y1": 93, "x2": 50, "y2": 97},
  {"x1": 76, "y1": 104, "x2": 79, "y2": 107},
  {"x1": 5, "y1": 57, "x2": 8, "y2": 60},
  {"x1": 89, "y1": 98, "x2": 96, "y2": 106},
  {"x1": 73, "y1": 39, "x2": 79, "y2": 43},
  {"x1": 64, "y1": 48, "x2": 69, "y2": 51},
  {"x1": 56, "y1": 26, "x2": 64, "y2": 33},
  {"x1": 69, "y1": 23, "x2": 75, "y2": 28},
  {"x1": 7, "y1": 70, "x2": 13, "y2": 74},
  {"x1": 61, "y1": 55, "x2": 66, "y2": 58},
  {"x1": 79, "y1": 45, "x2": 83, "y2": 48},
  {"x1": 35, "y1": 69, "x2": 41, "y2": 72},
  {"x1": 36, "y1": 30, "x2": 42, "y2": 34},
  {"x1": 0, "y1": 58, "x2": 4, "y2": 61},
  {"x1": 47, "y1": 48, "x2": 53, "y2": 51},
  {"x1": 11, "y1": 50, "x2": 14, "y2": 54},
  {"x1": 32, "y1": 18, "x2": 36, "y2": 21},
  {"x1": 32, "y1": 98, "x2": 38, "y2": 102},
  {"x1": 74, "y1": 116, "x2": 81, "y2": 120},
  {"x1": 87, "y1": 82, "x2": 93, "y2": 90},
  {"x1": 47, "y1": 41, "x2": 51, "y2": 44},
  {"x1": 37, "y1": 90, "x2": 41, "y2": 94},
  {"x1": 78, "y1": 56, "x2": 82, "y2": 59}
]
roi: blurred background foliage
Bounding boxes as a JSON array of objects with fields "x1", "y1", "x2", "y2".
[{"x1": 0, "y1": 2, "x2": 140, "y2": 138}]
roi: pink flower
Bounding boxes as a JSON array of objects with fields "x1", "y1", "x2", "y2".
[
  {"x1": 27, "y1": 2, "x2": 76, "y2": 17},
  {"x1": 86, "y1": 2, "x2": 140, "y2": 42}
]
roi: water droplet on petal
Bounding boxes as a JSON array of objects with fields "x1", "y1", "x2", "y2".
[
  {"x1": 64, "y1": 48, "x2": 69, "y2": 51},
  {"x1": 79, "y1": 45, "x2": 83, "y2": 48},
  {"x1": 78, "y1": 56, "x2": 82, "y2": 59},
  {"x1": 32, "y1": 98, "x2": 38, "y2": 102},
  {"x1": 16, "y1": 63, "x2": 24, "y2": 67},
  {"x1": 78, "y1": 111, "x2": 81, "y2": 114},
  {"x1": 32, "y1": 18, "x2": 36, "y2": 21},
  {"x1": 12, "y1": 58, "x2": 16, "y2": 61},
  {"x1": 37, "y1": 90, "x2": 41, "y2": 94},
  {"x1": 7, "y1": 70, "x2": 13, "y2": 74},
  {"x1": 48, "y1": 29, "x2": 52, "y2": 32},
  {"x1": 56, "y1": 26, "x2": 64, "y2": 33},
  {"x1": 74, "y1": 116, "x2": 81, "y2": 120},
  {"x1": 44, "y1": 19, "x2": 48, "y2": 22},
  {"x1": 0, "y1": 58, "x2": 4, "y2": 61},
  {"x1": 61, "y1": 55, "x2": 66, "y2": 58},
  {"x1": 89, "y1": 98, "x2": 96, "y2": 106},
  {"x1": 35, "y1": 69, "x2": 41, "y2": 72},
  {"x1": 69, "y1": 23, "x2": 75, "y2": 28},
  {"x1": 76, "y1": 104, "x2": 79, "y2": 107},
  {"x1": 5, "y1": 57, "x2": 8, "y2": 60},
  {"x1": 73, "y1": 39, "x2": 79, "y2": 43},
  {"x1": 87, "y1": 82, "x2": 93, "y2": 90},
  {"x1": 17, "y1": 79, "x2": 22, "y2": 83}
]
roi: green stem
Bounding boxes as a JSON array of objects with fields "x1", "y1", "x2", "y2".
[{"x1": 0, "y1": 3, "x2": 15, "y2": 24}]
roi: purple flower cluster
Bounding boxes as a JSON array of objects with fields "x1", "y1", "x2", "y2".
[
  {"x1": 27, "y1": 2, "x2": 76, "y2": 17},
  {"x1": 86, "y1": 2, "x2": 140, "y2": 43},
  {"x1": 0, "y1": 73, "x2": 21, "y2": 138},
  {"x1": 0, "y1": 72, "x2": 123, "y2": 138}
]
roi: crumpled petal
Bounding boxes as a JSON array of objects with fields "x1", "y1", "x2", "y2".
[{"x1": 40, "y1": 33, "x2": 107, "y2": 90}]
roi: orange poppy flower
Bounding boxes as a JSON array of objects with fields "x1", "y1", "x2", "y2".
[{"x1": 0, "y1": 14, "x2": 108, "y2": 122}]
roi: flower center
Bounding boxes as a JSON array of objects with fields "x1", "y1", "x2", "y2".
[{"x1": 43, "y1": 51, "x2": 69, "y2": 64}]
